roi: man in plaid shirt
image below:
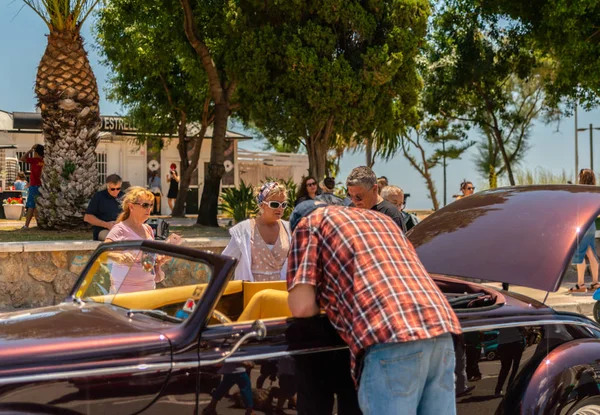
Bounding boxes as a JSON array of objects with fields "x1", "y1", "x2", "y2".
[{"x1": 287, "y1": 200, "x2": 461, "y2": 415}]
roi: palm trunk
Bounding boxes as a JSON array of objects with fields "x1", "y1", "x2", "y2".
[{"x1": 35, "y1": 30, "x2": 101, "y2": 229}]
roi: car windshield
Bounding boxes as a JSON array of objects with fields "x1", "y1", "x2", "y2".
[{"x1": 74, "y1": 245, "x2": 213, "y2": 322}]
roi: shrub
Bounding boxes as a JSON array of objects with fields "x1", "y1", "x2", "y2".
[{"x1": 219, "y1": 181, "x2": 257, "y2": 224}]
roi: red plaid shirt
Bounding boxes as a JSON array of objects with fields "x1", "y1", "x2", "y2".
[{"x1": 287, "y1": 206, "x2": 461, "y2": 380}]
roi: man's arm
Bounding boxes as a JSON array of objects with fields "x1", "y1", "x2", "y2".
[
  {"x1": 288, "y1": 284, "x2": 319, "y2": 318},
  {"x1": 83, "y1": 213, "x2": 115, "y2": 230},
  {"x1": 19, "y1": 147, "x2": 34, "y2": 162}
]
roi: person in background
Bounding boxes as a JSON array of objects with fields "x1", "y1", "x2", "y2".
[
  {"x1": 287, "y1": 200, "x2": 461, "y2": 415},
  {"x1": 104, "y1": 186, "x2": 169, "y2": 293},
  {"x1": 377, "y1": 176, "x2": 389, "y2": 194},
  {"x1": 84, "y1": 174, "x2": 125, "y2": 241},
  {"x1": 222, "y1": 182, "x2": 291, "y2": 282},
  {"x1": 316, "y1": 176, "x2": 345, "y2": 206},
  {"x1": 19, "y1": 144, "x2": 44, "y2": 229},
  {"x1": 569, "y1": 168, "x2": 599, "y2": 293},
  {"x1": 455, "y1": 180, "x2": 475, "y2": 200},
  {"x1": 381, "y1": 185, "x2": 419, "y2": 231},
  {"x1": 148, "y1": 171, "x2": 162, "y2": 215},
  {"x1": 166, "y1": 163, "x2": 180, "y2": 214},
  {"x1": 14, "y1": 171, "x2": 27, "y2": 191},
  {"x1": 346, "y1": 166, "x2": 406, "y2": 232},
  {"x1": 294, "y1": 176, "x2": 320, "y2": 207}
]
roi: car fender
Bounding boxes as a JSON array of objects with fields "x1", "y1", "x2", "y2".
[{"x1": 520, "y1": 339, "x2": 600, "y2": 414}]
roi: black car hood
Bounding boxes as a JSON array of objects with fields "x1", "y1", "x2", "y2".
[{"x1": 408, "y1": 185, "x2": 600, "y2": 292}]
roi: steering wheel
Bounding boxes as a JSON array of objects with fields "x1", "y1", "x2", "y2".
[{"x1": 211, "y1": 309, "x2": 233, "y2": 324}]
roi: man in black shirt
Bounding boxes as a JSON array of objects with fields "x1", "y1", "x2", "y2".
[
  {"x1": 84, "y1": 174, "x2": 125, "y2": 241},
  {"x1": 346, "y1": 166, "x2": 407, "y2": 233}
]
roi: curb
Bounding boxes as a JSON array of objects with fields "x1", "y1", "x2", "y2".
[{"x1": 551, "y1": 300, "x2": 596, "y2": 316}]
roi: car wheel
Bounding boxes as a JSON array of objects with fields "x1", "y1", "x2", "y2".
[
  {"x1": 486, "y1": 351, "x2": 496, "y2": 360},
  {"x1": 593, "y1": 302, "x2": 600, "y2": 324},
  {"x1": 569, "y1": 397, "x2": 600, "y2": 415}
]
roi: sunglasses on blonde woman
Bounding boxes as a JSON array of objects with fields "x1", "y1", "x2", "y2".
[
  {"x1": 266, "y1": 201, "x2": 288, "y2": 209},
  {"x1": 133, "y1": 202, "x2": 154, "y2": 209}
]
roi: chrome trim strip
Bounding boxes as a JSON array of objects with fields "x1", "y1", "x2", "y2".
[
  {"x1": 198, "y1": 345, "x2": 348, "y2": 366},
  {"x1": 0, "y1": 362, "x2": 172, "y2": 386},
  {"x1": 462, "y1": 319, "x2": 599, "y2": 333}
]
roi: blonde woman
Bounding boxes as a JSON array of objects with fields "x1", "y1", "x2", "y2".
[
  {"x1": 222, "y1": 182, "x2": 291, "y2": 281},
  {"x1": 569, "y1": 169, "x2": 599, "y2": 293},
  {"x1": 105, "y1": 186, "x2": 166, "y2": 293}
]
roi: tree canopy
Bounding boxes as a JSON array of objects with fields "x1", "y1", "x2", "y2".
[
  {"x1": 480, "y1": 0, "x2": 600, "y2": 109},
  {"x1": 232, "y1": 0, "x2": 430, "y2": 179},
  {"x1": 425, "y1": 0, "x2": 551, "y2": 185},
  {"x1": 96, "y1": 0, "x2": 211, "y2": 217}
]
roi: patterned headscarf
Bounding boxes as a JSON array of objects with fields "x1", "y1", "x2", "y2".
[{"x1": 257, "y1": 181, "x2": 280, "y2": 205}]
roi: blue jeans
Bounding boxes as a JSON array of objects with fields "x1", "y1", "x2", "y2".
[{"x1": 358, "y1": 333, "x2": 456, "y2": 415}]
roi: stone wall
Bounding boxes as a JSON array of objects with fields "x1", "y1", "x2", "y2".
[{"x1": 0, "y1": 238, "x2": 228, "y2": 312}]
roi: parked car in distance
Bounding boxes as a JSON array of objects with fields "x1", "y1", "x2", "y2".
[{"x1": 2, "y1": 185, "x2": 600, "y2": 415}]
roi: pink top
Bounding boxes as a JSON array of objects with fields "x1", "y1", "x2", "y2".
[{"x1": 106, "y1": 222, "x2": 157, "y2": 294}]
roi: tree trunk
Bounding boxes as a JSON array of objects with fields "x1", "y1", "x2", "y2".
[
  {"x1": 493, "y1": 128, "x2": 515, "y2": 185},
  {"x1": 306, "y1": 117, "x2": 334, "y2": 179},
  {"x1": 366, "y1": 135, "x2": 374, "y2": 168},
  {"x1": 197, "y1": 102, "x2": 227, "y2": 226},
  {"x1": 35, "y1": 30, "x2": 101, "y2": 229}
]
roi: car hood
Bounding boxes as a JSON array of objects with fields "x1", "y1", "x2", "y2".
[
  {"x1": 0, "y1": 302, "x2": 171, "y2": 376},
  {"x1": 408, "y1": 185, "x2": 600, "y2": 292}
]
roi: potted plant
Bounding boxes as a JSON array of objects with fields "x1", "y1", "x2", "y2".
[{"x1": 3, "y1": 197, "x2": 24, "y2": 220}]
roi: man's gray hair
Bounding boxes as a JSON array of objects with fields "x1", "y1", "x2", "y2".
[
  {"x1": 106, "y1": 174, "x2": 122, "y2": 184},
  {"x1": 346, "y1": 166, "x2": 377, "y2": 188}
]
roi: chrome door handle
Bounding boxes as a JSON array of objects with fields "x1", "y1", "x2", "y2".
[{"x1": 201, "y1": 320, "x2": 267, "y2": 365}]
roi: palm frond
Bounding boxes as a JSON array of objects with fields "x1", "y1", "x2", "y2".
[{"x1": 22, "y1": 0, "x2": 100, "y2": 30}]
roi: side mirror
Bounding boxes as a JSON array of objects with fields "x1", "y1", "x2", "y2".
[{"x1": 201, "y1": 320, "x2": 268, "y2": 365}]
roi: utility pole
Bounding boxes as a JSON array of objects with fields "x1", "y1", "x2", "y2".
[
  {"x1": 442, "y1": 139, "x2": 447, "y2": 206},
  {"x1": 577, "y1": 122, "x2": 600, "y2": 172},
  {"x1": 575, "y1": 105, "x2": 579, "y2": 179},
  {"x1": 591, "y1": 124, "x2": 594, "y2": 171}
]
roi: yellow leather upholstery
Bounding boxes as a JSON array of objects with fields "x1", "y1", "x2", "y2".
[
  {"x1": 242, "y1": 281, "x2": 288, "y2": 308},
  {"x1": 93, "y1": 280, "x2": 244, "y2": 310},
  {"x1": 237, "y1": 289, "x2": 292, "y2": 322}
]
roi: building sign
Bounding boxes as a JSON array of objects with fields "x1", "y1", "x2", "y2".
[{"x1": 101, "y1": 116, "x2": 136, "y2": 132}]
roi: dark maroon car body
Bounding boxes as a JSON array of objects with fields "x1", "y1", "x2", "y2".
[{"x1": 2, "y1": 185, "x2": 600, "y2": 414}]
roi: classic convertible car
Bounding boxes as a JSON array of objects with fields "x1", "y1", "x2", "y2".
[{"x1": 2, "y1": 185, "x2": 600, "y2": 415}]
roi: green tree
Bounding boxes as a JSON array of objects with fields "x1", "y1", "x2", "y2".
[
  {"x1": 22, "y1": 0, "x2": 102, "y2": 229},
  {"x1": 480, "y1": 0, "x2": 600, "y2": 108},
  {"x1": 400, "y1": 117, "x2": 472, "y2": 210},
  {"x1": 96, "y1": 0, "x2": 212, "y2": 218},
  {"x1": 179, "y1": 0, "x2": 240, "y2": 227},
  {"x1": 426, "y1": 0, "x2": 550, "y2": 185},
  {"x1": 232, "y1": 0, "x2": 430, "y2": 180}
]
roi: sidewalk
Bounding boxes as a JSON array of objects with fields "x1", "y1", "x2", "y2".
[{"x1": 486, "y1": 283, "x2": 597, "y2": 316}]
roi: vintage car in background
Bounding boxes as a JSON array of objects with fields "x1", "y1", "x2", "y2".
[{"x1": 2, "y1": 185, "x2": 600, "y2": 414}]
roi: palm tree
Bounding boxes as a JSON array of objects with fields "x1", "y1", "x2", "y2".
[{"x1": 23, "y1": 0, "x2": 102, "y2": 229}]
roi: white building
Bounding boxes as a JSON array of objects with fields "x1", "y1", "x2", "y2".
[{"x1": 0, "y1": 110, "x2": 309, "y2": 214}]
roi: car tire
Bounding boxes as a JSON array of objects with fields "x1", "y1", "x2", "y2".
[
  {"x1": 569, "y1": 396, "x2": 600, "y2": 415},
  {"x1": 593, "y1": 302, "x2": 600, "y2": 324},
  {"x1": 486, "y1": 351, "x2": 496, "y2": 361}
]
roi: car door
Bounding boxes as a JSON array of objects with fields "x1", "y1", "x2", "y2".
[{"x1": 196, "y1": 280, "x2": 351, "y2": 415}]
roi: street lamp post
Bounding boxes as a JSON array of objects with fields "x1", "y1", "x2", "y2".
[
  {"x1": 576, "y1": 123, "x2": 600, "y2": 171},
  {"x1": 575, "y1": 105, "x2": 579, "y2": 178}
]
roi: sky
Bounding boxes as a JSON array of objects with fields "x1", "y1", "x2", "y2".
[{"x1": 1, "y1": 1, "x2": 599, "y2": 209}]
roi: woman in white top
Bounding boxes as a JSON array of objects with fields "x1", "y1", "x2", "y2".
[{"x1": 222, "y1": 182, "x2": 291, "y2": 281}]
